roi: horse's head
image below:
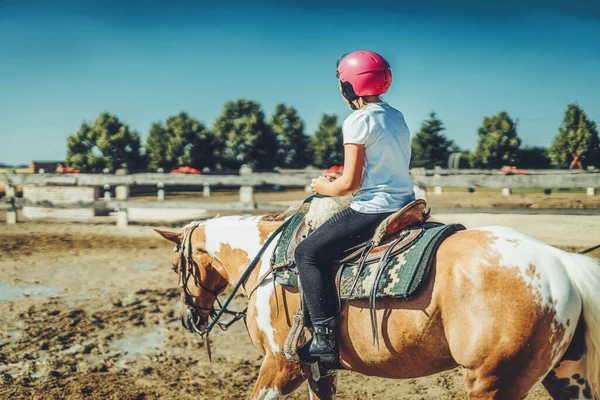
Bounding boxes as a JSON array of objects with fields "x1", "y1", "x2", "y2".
[{"x1": 155, "y1": 224, "x2": 229, "y2": 335}]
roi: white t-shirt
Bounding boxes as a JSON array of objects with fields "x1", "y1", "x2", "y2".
[{"x1": 342, "y1": 102, "x2": 415, "y2": 214}]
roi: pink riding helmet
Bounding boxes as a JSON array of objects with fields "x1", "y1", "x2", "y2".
[{"x1": 336, "y1": 50, "x2": 392, "y2": 101}]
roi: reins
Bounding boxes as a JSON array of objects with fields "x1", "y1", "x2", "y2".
[
  {"x1": 201, "y1": 217, "x2": 292, "y2": 335},
  {"x1": 579, "y1": 244, "x2": 600, "y2": 255}
]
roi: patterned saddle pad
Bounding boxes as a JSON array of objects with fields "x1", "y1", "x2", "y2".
[{"x1": 273, "y1": 221, "x2": 465, "y2": 300}]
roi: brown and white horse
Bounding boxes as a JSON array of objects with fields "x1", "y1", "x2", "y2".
[{"x1": 156, "y1": 215, "x2": 600, "y2": 400}]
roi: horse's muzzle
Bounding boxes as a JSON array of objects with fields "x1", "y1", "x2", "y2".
[{"x1": 179, "y1": 307, "x2": 208, "y2": 335}]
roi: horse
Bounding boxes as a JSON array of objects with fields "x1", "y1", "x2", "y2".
[{"x1": 155, "y1": 214, "x2": 600, "y2": 400}]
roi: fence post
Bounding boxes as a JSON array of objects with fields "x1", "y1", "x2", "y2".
[
  {"x1": 116, "y1": 208, "x2": 129, "y2": 228},
  {"x1": 203, "y1": 183, "x2": 211, "y2": 197},
  {"x1": 116, "y1": 185, "x2": 129, "y2": 200},
  {"x1": 5, "y1": 184, "x2": 16, "y2": 199},
  {"x1": 5, "y1": 183, "x2": 18, "y2": 224},
  {"x1": 103, "y1": 184, "x2": 111, "y2": 200},
  {"x1": 6, "y1": 198, "x2": 17, "y2": 225},
  {"x1": 587, "y1": 187, "x2": 597, "y2": 197},
  {"x1": 157, "y1": 182, "x2": 165, "y2": 201},
  {"x1": 413, "y1": 185, "x2": 427, "y2": 201},
  {"x1": 239, "y1": 164, "x2": 254, "y2": 209},
  {"x1": 239, "y1": 186, "x2": 254, "y2": 204},
  {"x1": 433, "y1": 166, "x2": 443, "y2": 195},
  {"x1": 239, "y1": 164, "x2": 253, "y2": 176}
]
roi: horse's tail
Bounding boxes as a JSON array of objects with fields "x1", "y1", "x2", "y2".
[{"x1": 563, "y1": 253, "x2": 600, "y2": 398}]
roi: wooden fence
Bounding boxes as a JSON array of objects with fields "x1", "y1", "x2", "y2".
[
  {"x1": 2, "y1": 169, "x2": 599, "y2": 226},
  {"x1": 2, "y1": 169, "x2": 598, "y2": 190}
]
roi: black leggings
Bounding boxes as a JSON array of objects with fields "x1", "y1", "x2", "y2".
[{"x1": 294, "y1": 207, "x2": 392, "y2": 321}]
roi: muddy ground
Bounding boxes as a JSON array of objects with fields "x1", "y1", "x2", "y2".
[{"x1": 0, "y1": 215, "x2": 599, "y2": 399}]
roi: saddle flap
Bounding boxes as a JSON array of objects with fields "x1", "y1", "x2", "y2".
[
  {"x1": 338, "y1": 226, "x2": 424, "y2": 265},
  {"x1": 284, "y1": 220, "x2": 311, "y2": 262},
  {"x1": 372, "y1": 199, "x2": 429, "y2": 245}
]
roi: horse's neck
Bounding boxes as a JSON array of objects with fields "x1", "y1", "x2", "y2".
[{"x1": 205, "y1": 216, "x2": 282, "y2": 295}]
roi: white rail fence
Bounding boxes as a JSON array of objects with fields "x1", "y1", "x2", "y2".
[{"x1": 2, "y1": 169, "x2": 599, "y2": 226}]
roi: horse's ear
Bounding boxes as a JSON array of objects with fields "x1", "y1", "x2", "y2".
[{"x1": 154, "y1": 229, "x2": 181, "y2": 244}]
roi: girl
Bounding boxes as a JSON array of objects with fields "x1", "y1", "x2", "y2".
[{"x1": 295, "y1": 50, "x2": 415, "y2": 364}]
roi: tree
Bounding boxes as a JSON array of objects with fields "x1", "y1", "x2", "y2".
[
  {"x1": 309, "y1": 114, "x2": 343, "y2": 168},
  {"x1": 518, "y1": 146, "x2": 551, "y2": 169},
  {"x1": 470, "y1": 111, "x2": 521, "y2": 168},
  {"x1": 213, "y1": 99, "x2": 279, "y2": 170},
  {"x1": 145, "y1": 122, "x2": 169, "y2": 171},
  {"x1": 269, "y1": 104, "x2": 311, "y2": 168},
  {"x1": 66, "y1": 112, "x2": 144, "y2": 172},
  {"x1": 548, "y1": 103, "x2": 599, "y2": 169},
  {"x1": 145, "y1": 112, "x2": 215, "y2": 171},
  {"x1": 410, "y1": 111, "x2": 454, "y2": 168}
]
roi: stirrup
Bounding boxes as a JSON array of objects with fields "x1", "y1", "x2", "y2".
[
  {"x1": 309, "y1": 360, "x2": 342, "y2": 381},
  {"x1": 282, "y1": 309, "x2": 305, "y2": 364}
]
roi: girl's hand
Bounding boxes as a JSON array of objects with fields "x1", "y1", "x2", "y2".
[
  {"x1": 312, "y1": 144, "x2": 364, "y2": 196},
  {"x1": 311, "y1": 176, "x2": 330, "y2": 194},
  {"x1": 326, "y1": 173, "x2": 339, "y2": 182}
]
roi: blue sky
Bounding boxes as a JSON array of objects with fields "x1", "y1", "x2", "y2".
[{"x1": 1, "y1": 0, "x2": 599, "y2": 164}]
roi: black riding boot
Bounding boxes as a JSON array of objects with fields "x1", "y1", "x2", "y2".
[{"x1": 297, "y1": 316, "x2": 340, "y2": 364}]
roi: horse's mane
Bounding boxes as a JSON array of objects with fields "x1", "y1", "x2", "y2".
[
  {"x1": 260, "y1": 196, "x2": 350, "y2": 225},
  {"x1": 181, "y1": 210, "x2": 289, "y2": 232},
  {"x1": 179, "y1": 203, "x2": 304, "y2": 232},
  {"x1": 182, "y1": 220, "x2": 202, "y2": 231},
  {"x1": 260, "y1": 203, "x2": 302, "y2": 221}
]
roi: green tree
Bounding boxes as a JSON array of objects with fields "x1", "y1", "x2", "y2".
[
  {"x1": 518, "y1": 146, "x2": 551, "y2": 169},
  {"x1": 548, "y1": 103, "x2": 599, "y2": 169},
  {"x1": 269, "y1": 104, "x2": 311, "y2": 168},
  {"x1": 213, "y1": 99, "x2": 279, "y2": 170},
  {"x1": 66, "y1": 112, "x2": 144, "y2": 172},
  {"x1": 145, "y1": 122, "x2": 169, "y2": 171},
  {"x1": 310, "y1": 114, "x2": 343, "y2": 168},
  {"x1": 168, "y1": 112, "x2": 214, "y2": 170},
  {"x1": 470, "y1": 111, "x2": 521, "y2": 168},
  {"x1": 145, "y1": 113, "x2": 216, "y2": 171},
  {"x1": 410, "y1": 111, "x2": 454, "y2": 168},
  {"x1": 66, "y1": 123, "x2": 100, "y2": 172}
]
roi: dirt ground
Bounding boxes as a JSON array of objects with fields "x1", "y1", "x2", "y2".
[{"x1": 0, "y1": 216, "x2": 599, "y2": 399}]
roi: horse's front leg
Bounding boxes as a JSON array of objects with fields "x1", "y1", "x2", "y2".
[{"x1": 250, "y1": 353, "x2": 305, "y2": 400}]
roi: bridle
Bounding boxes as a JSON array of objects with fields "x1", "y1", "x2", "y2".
[
  {"x1": 174, "y1": 225, "x2": 246, "y2": 342},
  {"x1": 173, "y1": 217, "x2": 294, "y2": 359}
]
